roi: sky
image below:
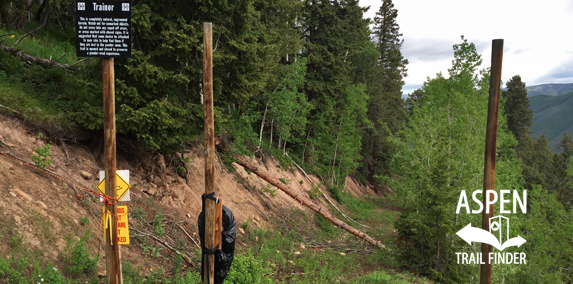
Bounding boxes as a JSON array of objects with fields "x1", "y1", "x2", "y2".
[{"x1": 360, "y1": 0, "x2": 573, "y2": 94}]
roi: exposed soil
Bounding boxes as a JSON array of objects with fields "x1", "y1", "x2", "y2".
[{"x1": 0, "y1": 113, "x2": 383, "y2": 280}]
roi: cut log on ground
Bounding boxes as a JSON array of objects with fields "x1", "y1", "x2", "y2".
[{"x1": 233, "y1": 155, "x2": 385, "y2": 249}]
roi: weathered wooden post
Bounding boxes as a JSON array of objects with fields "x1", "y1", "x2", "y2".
[
  {"x1": 76, "y1": 2, "x2": 133, "y2": 283},
  {"x1": 480, "y1": 39, "x2": 503, "y2": 284},
  {"x1": 103, "y1": 58, "x2": 122, "y2": 284},
  {"x1": 203, "y1": 22, "x2": 216, "y2": 284}
]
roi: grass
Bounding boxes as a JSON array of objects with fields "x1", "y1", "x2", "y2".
[
  {"x1": 0, "y1": 26, "x2": 81, "y2": 65},
  {"x1": 31, "y1": 211, "x2": 55, "y2": 242},
  {"x1": 0, "y1": 232, "x2": 67, "y2": 283},
  {"x1": 229, "y1": 199, "x2": 431, "y2": 284},
  {"x1": 0, "y1": 69, "x2": 68, "y2": 125},
  {"x1": 62, "y1": 230, "x2": 99, "y2": 279},
  {"x1": 0, "y1": 229, "x2": 103, "y2": 284},
  {"x1": 153, "y1": 212, "x2": 166, "y2": 236},
  {"x1": 0, "y1": 25, "x2": 100, "y2": 129}
]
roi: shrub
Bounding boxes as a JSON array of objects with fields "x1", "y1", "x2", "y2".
[
  {"x1": 63, "y1": 230, "x2": 99, "y2": 278},
  {"x1": 225, "y1": 253, "x2": 274, "y2": 284}
]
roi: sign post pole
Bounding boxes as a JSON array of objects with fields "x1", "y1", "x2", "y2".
[
  {"x1": 480, "y1": 39, "x2": 503, "y2": 284},
  {"x1": 203, "y1": 22, "x2": 216, "y2": 284},
  {"x1": 103, "y1": 57, "x2": 122, "y2": 284},
  {"x1": 76, "y1": 2, "x2": 132, "y2": 283}
]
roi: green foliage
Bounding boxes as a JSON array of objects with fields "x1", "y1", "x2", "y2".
[
  {"x1": 259, "y1": 184, "x2": 277, "y2": 197},
  {"x1": 315, "y1": 213, "x2": 334, "y2": 234},
  {"x1": 0, "y1": 232, "x2": 68, "y2": 284},
  {"x1": 224, "y1": 253, "x2": 275, "y2": 284},
  {"x1": 131, "y1": 208, "x2": 145, "y2": 222},
  {"x1": 309, "y1": 184, "x2": 322, "y2": 199},
  {"x1": 63, "y1": 230, "x2": 99, "y2": 279},
  {"x1": 360, "y1": 270, "x2": 432, "y2": 284},
  {"x1": 153, "y1": 212, "x2": 166, "y2": 236},
  {"x1": 515, "y1": 185, "x2": 573, "y2": 283},
  {"x1": 327, "y1": 185, "x2": 343, "y2": 204},
  {"x1": 528, "y1": 91, "x2": 573, "y2": 151},
  {"x1": 258, "y1": 57, "x2": 311, "y2": 151},
  {"x1": 241, "y1": 218, "x2": 251, "y2": 230},
  {"x1": 176, "y1": 166, "x2": 187, "y2": 176},
  {"x1": 121, "y1": 261, "x2": 146, "y2": 283},
  {"x1": 502, "y1": 75, "x2": 532, "y2": 141},
  {"x1": 390, "y1": 37, "x2": 522, "y2": 282},
  {"x1": 361, "y1": 0, "x2": 408, "y2": 181},
  {"x1": 79, "y1": 217, "x2": 89, "y2": 226},
  {"x1": 0, "y1": 27, "x2": 80, "y2": 65},
  {"x1": 32, "y1": 142, "x2": 53, "y2": 169},
  {"x1": 279, "y1": 178, "x2": 289, "y2": 185}
]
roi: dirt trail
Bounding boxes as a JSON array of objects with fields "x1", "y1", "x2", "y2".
[{"x1": 0, "y1": 113, "x2": 381, "y2": 277}]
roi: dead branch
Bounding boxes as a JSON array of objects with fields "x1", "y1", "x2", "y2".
[
  {"x1": 54, "y1": 52, "x2": 66, "y2": 62},
  {"x1": 0, "y1": 104, "x2": 20, "y2": 114},
  {"x1": 131, "y1": 227, "x2": 196, "y2": 267},
  {"x1": 178, "y1": 225, "x2": 200, "y2": 249},
  {"x1": 12, "y1": 2, "x2": 50, "y2": 48},
  {"x1": 232, "y1": 155, "x2": 384, "y2": 249},
  {"x1": 240, "y1": 200, "x2": 272, "y2": 223},
  {"x1": 292, "y1": 161, "x2": 370, "y2": 228},
  {"x1": 0, "y1": 44, "x2": 85, "y2": 71}
]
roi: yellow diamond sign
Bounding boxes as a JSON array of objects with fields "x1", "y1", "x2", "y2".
[{"x1": 97, "y1": 173, "x2": 131, "y2": 200}]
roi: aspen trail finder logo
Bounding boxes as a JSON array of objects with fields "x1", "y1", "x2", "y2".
[{"x1": 454, "y1": 190, "x2": 527, "y2": 264}]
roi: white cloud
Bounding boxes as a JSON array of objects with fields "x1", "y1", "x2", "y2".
[{"x1": 361, "y1": 0, "x2": 573, "y2": 93}]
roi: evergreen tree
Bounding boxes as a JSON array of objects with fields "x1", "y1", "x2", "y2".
[
  {"x1": 74, "y1": 0, "x2": 301, "y2": 152},
  {"x1": 361, "y1": 0, "x2": 408, "y2": 183},
  {"x1": 502, "y1": 75, "x2": 532, "y2": 142},
  {"x1": 301, "y1": 0, "x2": 372, "y2": 183}
]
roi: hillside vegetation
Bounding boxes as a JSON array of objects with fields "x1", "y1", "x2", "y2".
[
  {"x1": 1, "y1": 0, "x2": 573, "y2": 283},
  {"x1": 529, "y1": 92, "x2": 573, "y2": 150}
]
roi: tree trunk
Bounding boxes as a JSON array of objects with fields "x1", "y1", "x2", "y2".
[
  {"x1": 233, "y1": 155, "x2": 385, "y2": 248},
  {"x1": 369, "y1": 138, "x2": 377, "y2": 184},
  {"x1": 269, "y1": 118, "x2": 274, "y2": 148},
  {"x1": 259, "y1": 103, "x2": 268, "y2": 143}
]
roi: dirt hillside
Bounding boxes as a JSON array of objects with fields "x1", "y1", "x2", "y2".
[{"x1": 0, "y1": 113, "x2": 381, "y2": 279}]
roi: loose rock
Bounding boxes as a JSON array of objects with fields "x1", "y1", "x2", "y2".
[{"x1": 80, "y1": 170, "x2": 93, "y2": 180}]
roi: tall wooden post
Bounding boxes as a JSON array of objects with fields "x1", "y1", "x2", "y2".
[
  {"x1": 480, "y1": 39, "x2": 503, "y2": 284},
  {"x1": 202, "y1": 22, "x2": 216, "y2": 284},
  {"x1": 103, "y1": 58, "x2": 122, "y2": 284}
]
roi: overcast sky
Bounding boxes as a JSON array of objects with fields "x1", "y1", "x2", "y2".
[{"x1": 360, "y1": 0, "x2": 573, "y2": 94}]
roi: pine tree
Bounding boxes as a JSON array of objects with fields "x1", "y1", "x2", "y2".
[
  {"x1": 361, "y1": 0, "x2": 408, "y2": 183},
  {"x1": 301, "y1": 0, "x2": 372, "y2": 182},
  {"x1": 502, "y1": 75, "x2": 532, "y2": 142},
  {"x1": 74, "y1": 0, "x2": 300, "y2": 152}
]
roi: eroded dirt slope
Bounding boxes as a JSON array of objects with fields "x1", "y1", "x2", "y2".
[{"x1": 0, "y1": 113, "x2": 380, "y2": 279}]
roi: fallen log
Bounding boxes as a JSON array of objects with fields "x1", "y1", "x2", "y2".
[
  {"x1": 0, "y1": 45, "x2": 88, "y2": 71},
  {"x1": 233, "y1": 155, "x2": 385, "y2": 249}
]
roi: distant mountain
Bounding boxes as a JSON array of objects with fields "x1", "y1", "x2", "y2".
[
  {"x1": 526, "y1": 83, "x2": 573, "y2": 97},
  {"x1": 528, "y1": 92, "x2": 573, "y2": 151}
]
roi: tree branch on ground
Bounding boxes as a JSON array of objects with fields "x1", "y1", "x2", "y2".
[
  {"x1": 293, "y1": 160, "x2": 370, "y2": 228},
  {"x1": 230, "y1": 153, "x2": 384, "y2": 248},
  {"x1": 0, "y1": 44, "x2": 88, "y2": 71}
]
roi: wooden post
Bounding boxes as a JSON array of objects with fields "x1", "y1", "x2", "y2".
[
  {"x1": 103, "y1": 58, "x2": 122, "y2": 284},
  {"x1": 203, "y1": 22, "x2": 216, "y2": 284},
  {"x1": 480, "y1": 39, "x2": 503, "y2": 284}
]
